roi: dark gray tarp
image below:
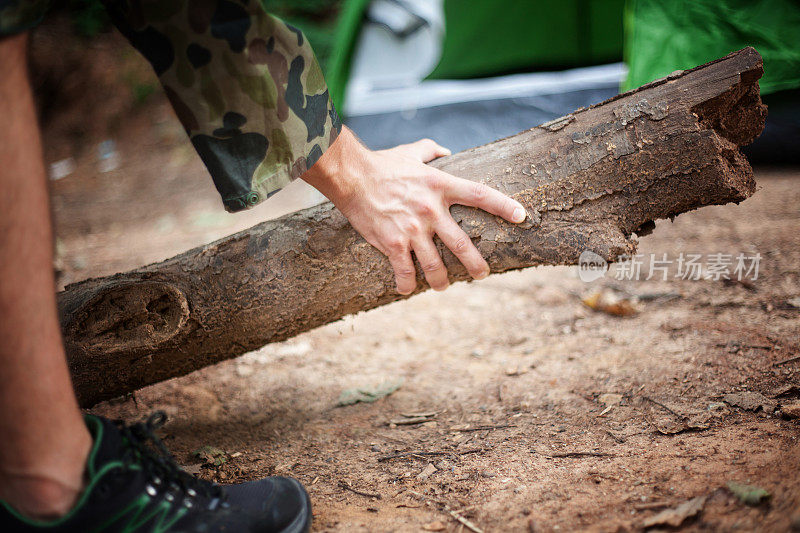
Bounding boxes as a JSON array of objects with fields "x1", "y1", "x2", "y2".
[{"x1": 346, "y1": 86, "x2": 619, "y2": 153}]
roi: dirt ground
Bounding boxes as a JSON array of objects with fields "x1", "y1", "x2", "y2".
[{"x1": 38, "y1": 27, "x2": 800, "y2": 533}]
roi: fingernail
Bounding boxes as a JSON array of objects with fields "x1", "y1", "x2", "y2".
[
  {"x1": 512, "y1": 206, "x2": 526, "y2": 223},
  {"x1": 475, "y1": 268, "x2": 490, "y2": 280},
  {"x1": 441, "y1": 148, "x2": 452, "y2": 156}
]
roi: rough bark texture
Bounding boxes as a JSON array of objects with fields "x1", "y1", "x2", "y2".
[{"x1": 60, "y1": 48, "x2": 767, "y2": 407}]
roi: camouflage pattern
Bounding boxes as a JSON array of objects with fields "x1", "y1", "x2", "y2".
[{"x1": 1, "y1": 0, "x2": 341, "y2": 212}]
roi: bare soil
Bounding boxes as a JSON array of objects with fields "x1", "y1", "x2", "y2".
[{"x1": 39, "y1": 24, "x2": 800, "y2": 533}]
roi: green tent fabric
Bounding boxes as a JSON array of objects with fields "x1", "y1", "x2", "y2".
[
  {"x1": 325, "y1": 0, "x2": 625, "y2": 111},
  {"x1": 325, "y1": 0, "x2": 371, "y2": 110},
  {"x1": 623, "y1": 0, "x2": 800, "y2": 95},
  {"x1": 428, "y1": 0, "x2": 624, "y2": 80}
]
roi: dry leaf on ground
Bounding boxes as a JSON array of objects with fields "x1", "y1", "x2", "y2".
[
  {"x1": 582, "y1": 290, "x2": 640, "y2": 317},
  {"x1": 642, "y1": 496, "x2": 706, "y2": 528},
  {"x1": 193, "y1": 445, "x2": 226, "y2": 466},
  {"x1": 416, "y1": 463, "x2": 438, "y2": 481},
  {"x1": 337, "y1": 379, "x2": 403, "y2": 406},
  {"x1": 723, "y1": 391, "x2": 775, "y2": 412},
  {"x1": 726, "y1": 481, "x2": 771, "y2": 505}
]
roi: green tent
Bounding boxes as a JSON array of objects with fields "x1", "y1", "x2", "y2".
[
  {"x1": 624, "y1": 0, "x2": 800, "y2": 95},
  {"x1": 321, "y1": 0, "x2": 797, "y2": 161},
  {"x1": 327, "y1": 0, "x2": 625, "y2": 110}
]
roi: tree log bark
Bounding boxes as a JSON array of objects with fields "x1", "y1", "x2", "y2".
[{"x1": 60, "y1": 48, "x2": 767, "y2": 407}]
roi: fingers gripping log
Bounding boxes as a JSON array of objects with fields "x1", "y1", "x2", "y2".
[{"x1": 60, "y1": 48, "x2": 767, "y2": 406}]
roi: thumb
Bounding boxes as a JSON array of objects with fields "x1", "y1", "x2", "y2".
[{"x1": 393, "y1": 138, "x2": 451, "y2": 162}]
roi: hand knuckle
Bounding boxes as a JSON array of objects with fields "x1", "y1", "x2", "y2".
[
  {"x1": 472, "y1": 182, "x2": 489, "y2": 201},
  {"x1": 402, "y1": 220, "x2": 422, "y2": 235},
  {"x1": 452, "y1": 235, "x2": 471, "y2": 253},
  {"x1": 421, "y1": 260, "x2": 443, "y2": 273},
  {"x1": 395, "y1": 266, "x2": 416, "y2": 278},
  {"x1": 386, "y1": 238, "x2": 406, "y2": 253},
  {"x1": 415, "y1": 201, "x2": 437, "y2": 219}
]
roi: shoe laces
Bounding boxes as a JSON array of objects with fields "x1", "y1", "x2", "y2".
[{"x1": 116, "y1": 411, "x2": 224, "y2": 505}]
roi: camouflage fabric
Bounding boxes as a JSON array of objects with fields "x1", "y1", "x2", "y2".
[{"x1": 2, "y1": 0, "x2": 342, "y2": 212}]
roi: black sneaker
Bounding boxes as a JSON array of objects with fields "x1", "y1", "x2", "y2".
[{"x1": 0, "y1": 412, "x2": 311, "y2": 532}]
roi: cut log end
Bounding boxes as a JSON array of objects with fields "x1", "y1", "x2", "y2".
[{"x1": 62, "y1": 280, "x2": 189, "y2": 355}]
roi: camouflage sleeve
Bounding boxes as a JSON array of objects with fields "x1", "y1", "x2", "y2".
[
  {"x1": 104, "y1": 0, "x2": 342, "y2": 212},
  {"x1": 0, "y1": 0, "x2": 50, "y2": 37}
]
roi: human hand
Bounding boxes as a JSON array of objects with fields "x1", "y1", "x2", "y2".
[{"x1": 301, "y1": 127, "x2": 526, "y2": 294}]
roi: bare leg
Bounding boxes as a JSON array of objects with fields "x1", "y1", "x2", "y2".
[{"x1": 0, "y1": 33, "x2": 91, "y2": 519}]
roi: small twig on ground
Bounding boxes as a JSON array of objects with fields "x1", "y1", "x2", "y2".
[
  {"x1": 722, "y1": 278, "x2": 757, "y2": 291},
  {"x1": 598, "y1": 404, "x2": 615, "y2": 417},
  {"x1": 716, "y1": 342, "x2": 772, "y2": 350},
  {"x1": 633, "y1": 501, "x2": 672, "y2": 511},
  {"x1": 378, "y1": 448, "x2": 487, "y2": 462},
  {"x1": 388, "y1": 415, "x2": 435, "y2": 426},
  {"x1": 377, "y1": 451, "x2": 447, "y2": 462},
  {"x1": 603, "y1": 429, "x2": 626, "y2": 443},
  {"x1": 457, "y1": 448, "x2": 488, "y2": 456},
  {"x1": 643, "y1": 396, "x2": 684, "y2": 419},
  {"x1": 338, "y1": 481, "x2": 381, "y2": 499},
  {"x1": 454, "y1": 424, "x2": 516, "y2": 432},
  {"x1": 400, "y1": 411, "x2": 439, "y2": 418},
  {"x1": 543, "y1": 451, "x2": 617, "y2": 458},
  {"x1": 774, "y1": 355, "x2": 800, "y2": 366},
  {"x1": 396, "y1": 503, "x2": 423, "y2": 509},
  {"x1": 406, "y1": 490, "x2": 484, "y2": 533},
  {"x1": 448, "y1": 509, "x2": 484, "y2": 533},
  {"x1": 637, "y1": 291, "x2": 682, "y2": 302}
]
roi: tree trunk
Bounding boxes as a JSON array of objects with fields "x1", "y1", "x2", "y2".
[{"x1": 60, "y1": 48, "x2": 767, "y2": 407}]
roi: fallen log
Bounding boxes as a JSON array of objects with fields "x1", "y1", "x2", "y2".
[{"x1": 60, "y1": 48, "x2": 767, "y2": 407}]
